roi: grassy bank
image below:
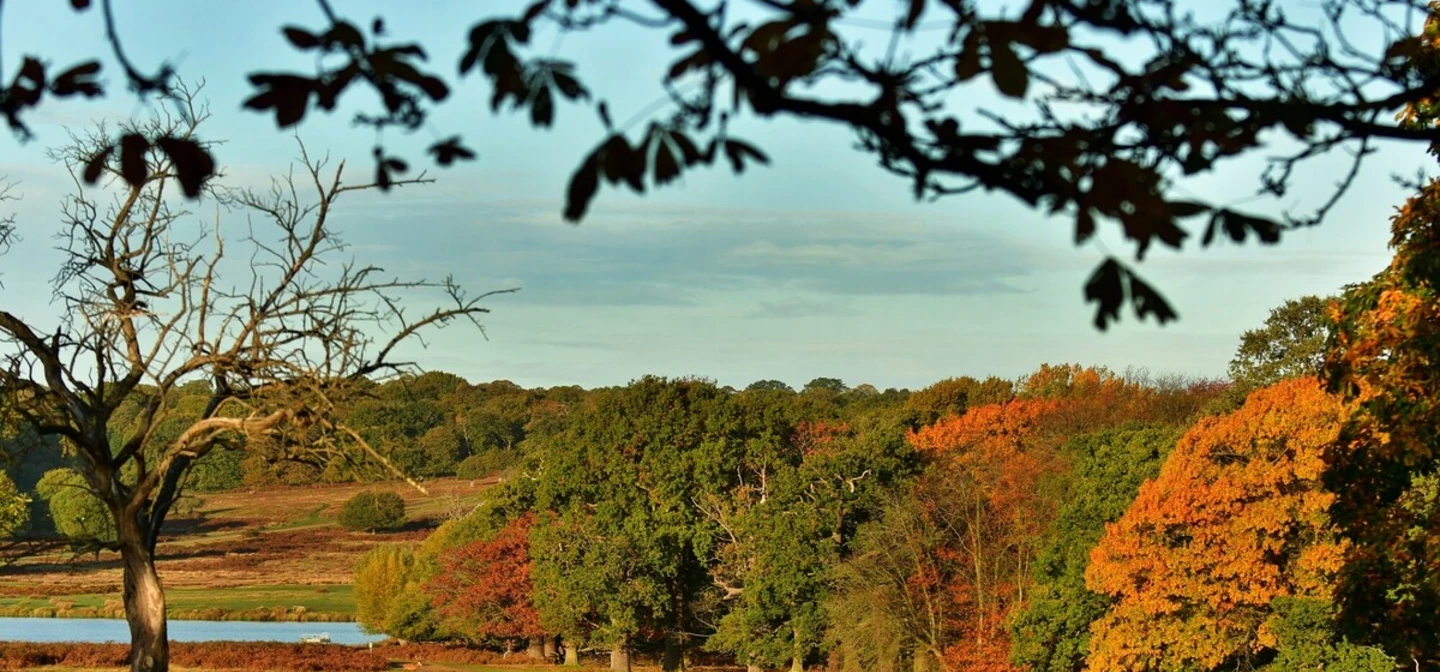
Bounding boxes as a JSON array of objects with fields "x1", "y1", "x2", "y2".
[{"x1": 0, "y1": 584, "x2": 355, "y2": 621}]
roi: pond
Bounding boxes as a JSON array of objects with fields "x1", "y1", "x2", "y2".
[{"x1": 0, "y1": 617, "x2": 387, "y2": 645}]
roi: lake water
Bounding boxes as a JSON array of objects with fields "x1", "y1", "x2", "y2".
[{"x1": 0, "y1": 617, "x2": 387, "y2": 645}]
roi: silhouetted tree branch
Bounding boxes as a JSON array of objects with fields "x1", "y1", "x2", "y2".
[{"x1": 2, "y1": 0, "x2": 1440, "y2": 327}]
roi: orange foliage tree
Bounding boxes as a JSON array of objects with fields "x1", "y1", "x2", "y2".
[
  {"x1": 1324, "y1": 11, "x2": 1440, "y2": 656},
  {"x1": 426, "y1": 513, "x2": 545, "y2": 646},
  {"x1": 1085, "y1": 379, "x2": 1350, "y2": 671},
  {"x1": 906, "y1": 397, "x2": 1066, "y2": 671}
]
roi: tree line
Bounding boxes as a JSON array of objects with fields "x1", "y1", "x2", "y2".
[{"x1": 334, "y1": 290, "x2": 1431, "y2": 671}]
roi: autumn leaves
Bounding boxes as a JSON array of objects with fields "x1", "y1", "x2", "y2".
[
  {"x1": 1086, "y1": 381, "x2": 1352, "y2": 671},
  {"x1": 901, "y1": 368, "x2": 1398, "y2": 670}
]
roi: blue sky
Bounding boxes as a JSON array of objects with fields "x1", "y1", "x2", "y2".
[{"x1": 0, "y1": 1, "x2": 1416, "y2": 390}]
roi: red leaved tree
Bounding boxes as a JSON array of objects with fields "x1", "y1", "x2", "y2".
[
  {"x1": 906, "y1": 398, "x2": 1067, "y2": 671},
  {"x1": 427, "y1": 514, "x2": 546, "y2": 652}
]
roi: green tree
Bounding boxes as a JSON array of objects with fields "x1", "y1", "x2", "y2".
[
  {"x1": 1229, "y1": 295, "x2": 1332, "y2": 392},
  {"x1": 354, "y1": 543, "x2": 442, "y2": 641},
  {"x1": 1008, "y1": 425, "x2": 1181, "y2": 672},
  {"x1": 705, "y1": 404, "x2": 915, "y2": 672},
  {"x1": 0, "y1": 471, "x2": 29, "y2": 538},
  {"x1": 529, "y1": 377, "x2": 741, "y2": 671},
  {"x1": 1263, "y1": 598, "x2": 1394, "y2": 671},
  {"x1": 460, "y1": 393, "x2": 531, "y2": 454},
  {"x1": 35, "y1": 468, "x2": 116, "y2": 545},
  {"x1": 904, "y1": 376, "x2": 1014, "y2": 426},
  {"x1": 185, "y1": 447, "x2": 243, "y2": 492},
  {"x1": 803, "y1": 378, "x2": 849, "y2": 395},
  {"x1": 746, "y1": 380, "x2": 794, "y2": 393},
  {"x1": 338, "y1": 491, "x2": 407, "y2": 532}
]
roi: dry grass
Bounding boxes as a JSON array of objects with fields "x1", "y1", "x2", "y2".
[{"x1": 0, "y1": 477, "x2": 500, "y2": 612}]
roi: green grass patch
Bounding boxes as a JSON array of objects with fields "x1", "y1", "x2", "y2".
[
  {"x1": 266, "y1": 504, "x2": 332, "y2": 531},
  {"x1": 0, "y1": 584, "x2": 355, "y2": 620}
]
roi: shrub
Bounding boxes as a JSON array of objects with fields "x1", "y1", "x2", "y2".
[
  {"x1": 455, "y1": 449, "x2": 520, "y2": 480},
  {"x1": 338, "y1": 490, "x2": 406, "y2": 532}
]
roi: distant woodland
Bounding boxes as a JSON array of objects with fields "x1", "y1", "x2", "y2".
[{"x1": 9, "y1": 289, "x2": 1431, "y2": 671}]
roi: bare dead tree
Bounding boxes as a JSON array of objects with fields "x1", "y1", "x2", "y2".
[{"x1": 0, "y1": 86, "x2": 509, "y2": 672}]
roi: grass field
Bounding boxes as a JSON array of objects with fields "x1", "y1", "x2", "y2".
[{"x1": 0, "y1": 477, "x2": 500, "y2": 620}]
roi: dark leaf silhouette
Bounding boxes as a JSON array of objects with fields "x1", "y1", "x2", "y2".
[
  {"x1": 1127, "y1": 271, "x2": 1177, "y2": 326},
  {"x1": 1085, "y1": 258, "x2": 1126, "y2": 331},
  {"x1": 1203, "y1": 210, "x2": 1283, "y2": 247},
  {"x1": 155, "y1": 137, "x2": 216, "y2": 197},
  {"x1": 427, "y1": 137, "x2": 477, "y2": 166},
  {"x1": 50, "y1": 61, "x2": 103, "y2": 98},
  {"x1": 374, "y1": 150, "x2": 409, "y2": 191},
  {"x1": 1017, "y1": 25, "x2": 1069, "y2": 54},
  {"x1": 1075, "y1": 208, "x2": 1096, "y2": 244},
  {"x1": 548, "y1": 64, "x2": 586, "y2": 100},
  {"x1": 282, "y1": 26, "x2": 322, "y2": 50},
  {"x1": 1168, "y1": 201, "x2": 1210, "y2": 219},
  {"x1": 530, "y1": 85, "x2": 554, "y2": 127},
  {"x1": 118, "y1": 133, "x2": 150, "y2": 187},
  {"x1": 1085, "y1": 257, "x2": 1177, "y2": 330},
  {"x1": 990, "y1": 42, "x2": 1028, "y2": 98},
  {"x1": 653, "y1": 137, "x2": 682, "y2": 186},
  {"x1": 599, "y1": 134, "x2": 645, "y2": 192},
  {"x1": 722, "y1": 139, "x2": 768, "y2": 174},
  {"x1": 9, "y1": 0, "x2": 1440, "y2": 330},
  {"x1": 522, "y1": 0, "x2": 552, "y2": 24},
  {"x1": 82, "y1": 145, "x2": 112, "y2": 185},
  {"x1": 243, "y1": 74, "x2": 313, "y2": 127},
  {"x1": 564, "y1": 153, "x2": 600, "y2": 222}
]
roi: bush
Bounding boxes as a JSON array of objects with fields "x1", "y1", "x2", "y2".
[
  {"x1": 338, "y1": 490, "x2": 406, "y2": 532},
  {"x1": 455, "y1": 449, "x2": 520, "y2": 480}
]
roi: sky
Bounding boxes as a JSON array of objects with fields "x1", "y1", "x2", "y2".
[{"x1": 0, "y1": 0, "x2": 1419, "y2": 391}]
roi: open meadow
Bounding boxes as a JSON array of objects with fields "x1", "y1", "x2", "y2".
[{"x1": 0, "y1": 478, "x2": 499, "y2": 621}]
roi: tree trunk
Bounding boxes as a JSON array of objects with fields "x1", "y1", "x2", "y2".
[
  {"x1": 662, "y1": 634, "x2": 683, "y2": 671},
  {"x1": 563, "y1": 638, "x2": 580, "y2": 666},
  {"x1": 543, "y1": 635, "x2": 558, "y2": 661},
  {"x1": 120, "y1": 533, "x2": 168, "y2": 672},
  {"x1": 790, "y1": 625, "x2": 805, "y2": 672},
  {"x1": 610, "y1": 646, "x2": 632, "y2": 672},
  {"x1": 526, "y1": 636, "x2": 545, "y2": 659}
]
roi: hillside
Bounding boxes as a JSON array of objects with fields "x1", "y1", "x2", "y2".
[{"x1": 0, "y1": 477, "x2": 498, "y2": 621}]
